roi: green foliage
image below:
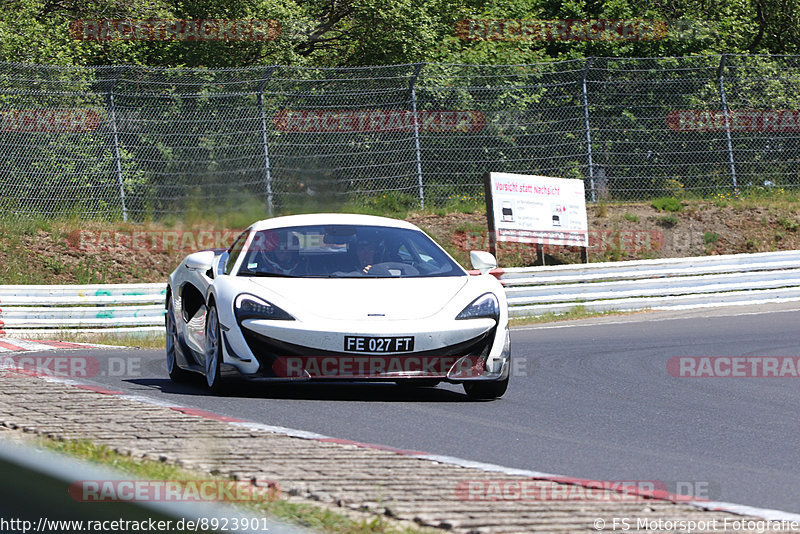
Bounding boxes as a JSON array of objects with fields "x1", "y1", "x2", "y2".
[
  {"x1": 711, "y1": 191, "x2": 734, "y2": 207},
  {"x1": 777, "y1": 216, "x2": 799, "y2": 232},
  {"x1": 342, "y1": 192, "x2": 421, "y2": 217},
  {"x1": 657, "y1": 214, "x2": 678, "y2": 227},
  {"x1": 702, "y1": 231, "x2": 719, "y2": 244},
  {"x1": 510, "y1": 305, "x2": 630, "y2": 325},
  {"x1": 5, "y1": 0, "x2": 800, "y2": 68},
  {"x1": 651, "y1": 197, "x2": 682, "y2": 212},
  {"x1": 441, "y1": 194, "x2": 483, "y2": 214},
  {"x1": 73, "y1": 256, "x2": 109, "y2": 284},
  {"x1": 623, "y1": 212, "x2": 639, "y2": 222}
]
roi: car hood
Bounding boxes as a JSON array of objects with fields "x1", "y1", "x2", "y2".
[{"x1": 246, "y1": 276, "x2": 471, "y2": 320}]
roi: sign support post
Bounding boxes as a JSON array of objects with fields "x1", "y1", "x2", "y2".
[{"x1": 483, "y1": 172, "x2": 497, "y2": 257}]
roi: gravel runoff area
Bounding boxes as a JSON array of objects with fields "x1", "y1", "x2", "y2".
[{"x1": 0, "y1": 369, "x2": 796, "y2": 534}]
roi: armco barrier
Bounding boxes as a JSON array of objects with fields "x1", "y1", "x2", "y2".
[
  {"x1": 0, "y1": 283, "x2": 166, "y2": 335},
  {"x1": 501, "y1": 250, "x2": 800, "y2": 317},
  {"x1": 0, "y1": 440, "x2": 299, "y2": 534},
  {"x1": 1, "y1": 250, "x2": 799, "y2": 334}
]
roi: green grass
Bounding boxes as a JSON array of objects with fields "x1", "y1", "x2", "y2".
[
  {"x1": 440, "y1": 196, "x2": 483, "y2": 215},
  {"x1": 53, "y1": 331, "x2": 166, "y2": 349},
  {"x1": 776, "y1": 216, "x2": 799, "y2": 232},
  {"x1": 341, "y1": 192, "x2": 421, "y2": 218},
  {"x1": 159, "y1": 195, "x2": 271, "y2": 230},
  {"x1": 657, "y1": 214, "x2": 679, "y2": 228},
  {"x1": 36, "y1": 438, "x2": 435, "y2": 534},
  {"x1": 281, "y1": 191, "x2": 482, "y2": 219},
  {"x1": 510, "y1": 306, "x2": 639, "y2": 326},
  {"x1": 651, "y1": 197, "x2": 682, "y2": 212}
]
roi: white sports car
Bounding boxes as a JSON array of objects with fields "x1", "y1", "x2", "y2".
[{"x1": 165, "y1": 213, "x2": 510, "y2": 399}]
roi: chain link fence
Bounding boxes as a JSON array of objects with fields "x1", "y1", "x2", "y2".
[{"x1": 2, "y1": 55, "x2": 800, "y2": 220}]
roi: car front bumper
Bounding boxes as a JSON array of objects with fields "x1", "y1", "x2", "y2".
[{"x1": 225, "y1": 320, "x2": 510, "y2": 383}]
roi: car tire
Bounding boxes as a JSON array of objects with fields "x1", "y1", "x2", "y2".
[
  {"x1": 463, "y1": 376, "x2": 508, "y2": 400},
  {"x1": 204, "y1": 303, "x2": 227, "y2": 394},
  {"x1": 166, "y1": 298, "x2": 191, "y2": 383}
]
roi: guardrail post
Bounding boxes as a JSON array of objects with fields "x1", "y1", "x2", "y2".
[
  {"x1": 257, "y1": 67, "x2": 277, "y2": 217},
  {"x1": 409, "y1": 63, "x2": 425, "y2": 209},
  {"x1": 105, "y1": 68, "x2": 128, "y2": 222},
  {"x1": 717, "y1": 54, "x2": 738, "y2": 195},
  {"x1": 581, "y1": 58, "x2": 596, "y2": 203}
]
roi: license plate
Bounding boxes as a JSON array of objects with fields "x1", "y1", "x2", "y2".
[{"x1": 343, "y1": 335, "x2": 415, "y2": 353}]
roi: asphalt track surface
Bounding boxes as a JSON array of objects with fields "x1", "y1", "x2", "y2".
[{"x1": 32, "y1": 302, "x2": 800, "y2": 515}]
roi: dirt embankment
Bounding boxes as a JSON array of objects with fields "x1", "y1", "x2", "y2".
[
  {"x1": 1, "y1": 201, "x2": 798, "y2": 284},
  {"x1": 416, "y1": 201, "x2": 800, "y2": 266}
]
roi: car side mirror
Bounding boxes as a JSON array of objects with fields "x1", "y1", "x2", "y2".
[
  {"x1": 185, "y1": 250, "x2": 216, "y2": 272},
  {"x1": 470, "y1": 250, "x2": 497, "y2": 274}
]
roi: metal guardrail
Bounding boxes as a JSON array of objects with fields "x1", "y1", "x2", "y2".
[
  {"x1": 501, "y1": 250, "x2": 800, "y2": 317},
  {"x1": 1, "y1": 250, "x2": 799, "y2": 334},
  {"x1": 0, "y1": 439, "x2": 305, "y2": 534},
  {"x1": 0, "y1": 283, "x2": 166, "y2": 335}
]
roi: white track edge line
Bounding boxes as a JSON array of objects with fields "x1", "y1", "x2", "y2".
[
  {"x1": 29, "y1": 370, "x2": 800, "y2": 523},
  {"x1": 687, "y1": 500, "x2": 800, "y2": 522},
  {"x1": 229, "y1": 421, "x2": 330, "y2": 440},
  {"x1": 515, "y1": 305, "x2": 800, "y2": 330}
]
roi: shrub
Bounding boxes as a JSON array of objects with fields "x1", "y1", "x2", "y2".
[
  {"x1": 652, "y1": 197, "x2": 682, "y2": 212},
  {"x1": 658, "y1": 214, "x2": 678, "y2": 227}
]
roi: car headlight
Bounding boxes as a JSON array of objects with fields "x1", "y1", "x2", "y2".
[
  {"x1": 235, "y1": 294, "x2": 294, "y2": 321},
  {"x1": 456, "y1": 293, "x2": 499, "y2": 320}
]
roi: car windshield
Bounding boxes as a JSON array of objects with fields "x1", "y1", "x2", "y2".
[{"x1": 237, "y1": 224, "x2": 466, "y2": 278}]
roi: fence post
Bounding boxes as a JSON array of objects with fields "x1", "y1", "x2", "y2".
[
  {"x1": 581, "y1": 58, "x2": 596, "y2": 203},
  {"x1": 717, "y1": 54, "x2": 738, "y2": 194},
  {"x1": 105, "y1": 69, "x2": 128, "y2": 222},
  {"x1": 409, "y1": 63, "x2": 425, "y2": 209},
  {"x1": 257, "y1": 67, "x2": 277, "y2": 217}
]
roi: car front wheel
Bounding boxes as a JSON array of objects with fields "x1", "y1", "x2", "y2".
[
  {"x1": 166, "y1": 298, "x2": 191, "y2": 383},
  {"x1": 463, "y1": 376, "x2": 508, "y2": 400},
  {"x1": 204, "y1": 303, "x2": 227, "y2": 394}
]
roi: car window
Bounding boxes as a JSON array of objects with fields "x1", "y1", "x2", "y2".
[
  {"x1": 237, "y1": 225, "x2": 466, "y2": 278},
  {"x1": 224, "y1": 231, "x2": 249, "y2": 275}
]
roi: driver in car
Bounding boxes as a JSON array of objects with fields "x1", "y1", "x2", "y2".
[
  {"x1": 354, "y1": 236, "x2": 379, "y2": 274},
  {"x1": 253, "y1": 232, "x2": 305, "y2": 275}
]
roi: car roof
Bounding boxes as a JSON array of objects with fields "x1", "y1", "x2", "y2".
[{"x1": 248, "y1": 213, "x2": 421, "y2": 232}]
